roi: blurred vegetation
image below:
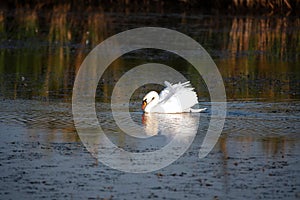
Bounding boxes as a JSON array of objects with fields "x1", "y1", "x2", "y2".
[
  {"x1": 0, "y1": 1, "x2": 299, "y2": 101},
  {"x1": 1, "y1": 0, "x2": 299, "y2": 14}
]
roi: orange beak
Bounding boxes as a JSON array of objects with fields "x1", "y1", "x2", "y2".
[{"x1": 142, "y1": 100, "x2": 147, "y2": 110}]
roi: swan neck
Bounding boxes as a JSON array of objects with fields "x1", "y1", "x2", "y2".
[{"x1": 145, "y1": 99, "x2": 158, "y2": 112}]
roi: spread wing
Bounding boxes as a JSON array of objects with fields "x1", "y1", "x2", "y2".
[{"x1": 156, "y1": 81, "x2": 198, "y2": 112}]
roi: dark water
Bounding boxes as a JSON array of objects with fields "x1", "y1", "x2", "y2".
[
  {"x1": 0, "y1": 4, "x2": 299, "y2": 200},
  {"x1": 0, "y1": 5, "x2": 299, "y2": 101}
]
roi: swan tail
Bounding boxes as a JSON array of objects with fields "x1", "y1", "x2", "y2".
[{"x1": 189, "y1": 108, "x2": 207, "y2": 113}]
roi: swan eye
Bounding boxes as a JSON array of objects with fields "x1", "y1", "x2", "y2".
[{"x1": 152, "y1": 97, "x2": 155, "y2": 100}]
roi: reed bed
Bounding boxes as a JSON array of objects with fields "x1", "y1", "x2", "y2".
[
  {"x1": 2, "y1": 0, "x2": 300, "y2": 14},
  {"x1": 0, "y1": 3, "x2": 298, "y2": 160},
  {"x1": 0, "y1": 3, "x2": 298, "y2": 100}
]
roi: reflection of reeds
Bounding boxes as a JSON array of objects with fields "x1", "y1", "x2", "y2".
[
  {"x1": 0, "y1": 10, "x2": 4, "y2": 34},
  {"x1": 48, "y1": 4, "x2": 71, "y2": 43},
  {"x1": 42, "y1": 4, "x2": 112, "y2": 101},
  {"x1": 0, "y1": 10, "x2": 4, "y2": 78},
  {"x1": 15, "y1": 7, "x2": 38, "y2": 39},
  {"x1": 43, "y1": 4, "x2": 71, "y2": 100},
  {"x1": 227, "y1": 16, "x2": 296, "y2": 61},
  {"x1": 0, "y1": 3, "x2": 298, "y2": 101},
  {"x1": 74, "y1": 7, "x2": 110, "y2": 72},
  {"x1": 221, "y1": 15, "x2": 299, "y2": 100},
  {"x1": 8, "y1": 0, "x2": 300, "y2": 14},
  {"x1": 232, "y1": 0, "x2": 293, "y2": 10}
]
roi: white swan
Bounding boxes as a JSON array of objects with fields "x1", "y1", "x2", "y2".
[{"x1": 142, "y1": 81, "x2": 207, "y2": 113}]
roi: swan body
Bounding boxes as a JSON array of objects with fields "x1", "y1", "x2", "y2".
[{"x1": 142, "y1": 81, "x2": 206, "y2": 113}]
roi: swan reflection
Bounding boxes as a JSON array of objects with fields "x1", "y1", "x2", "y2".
[
  {"x1": 75, "y1": 106, "x2": 201, "y2": 172},
  {"x1": 141, "y1": 113, "x2": 200, "y2": 144}
]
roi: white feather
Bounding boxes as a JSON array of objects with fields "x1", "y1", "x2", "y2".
[{"x1": 143, "y1": 81, "x2": 206, "y2": 113}]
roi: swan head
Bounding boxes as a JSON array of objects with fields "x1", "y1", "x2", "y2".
[{"x1": 142, "y1": 91, "x2": 159, "y2": 113}]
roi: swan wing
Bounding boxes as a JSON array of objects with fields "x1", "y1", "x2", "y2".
[
  {"x1": 156, "y1": 81, "x2": 199, "y2": 113},
  {"x1": 159, "y1": 81, "x2": 190, "y2": 102}
]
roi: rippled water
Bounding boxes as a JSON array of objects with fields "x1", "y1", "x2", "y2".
[
  {"x1": 0, "y1": 3, "x2": 299, "y2": 200},
  {"x1": 0, "y1": 99, "x2": 299, "y2": 199}
]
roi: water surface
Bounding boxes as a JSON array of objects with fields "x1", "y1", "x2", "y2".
[{"x1": 0, "y1": 4, "x2": 299, "y2": 199}]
